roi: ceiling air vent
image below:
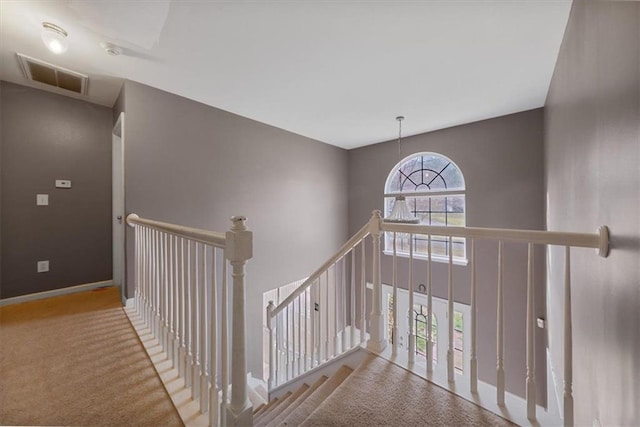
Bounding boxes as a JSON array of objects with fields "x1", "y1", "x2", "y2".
[{"x1": 16, "y1": 53, "x2": 88, "y2": 95}]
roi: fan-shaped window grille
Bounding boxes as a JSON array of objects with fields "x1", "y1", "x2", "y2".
[{"x1": 384, "y1": 153, "x2": 466, "y2": 262}]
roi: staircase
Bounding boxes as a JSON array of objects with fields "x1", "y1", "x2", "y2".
[
  {"x1": 253, "y1": 365, "x2": 353, "y2": 426},
  {"x1": 125, "y1": 211, "x2": 610, "y2": 426},
  {"x1": 253, "y1": 354, "x2": 514, "y2": 426}
]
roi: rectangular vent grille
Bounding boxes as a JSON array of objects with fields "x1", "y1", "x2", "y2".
[{"x1": 17, "y1": 53, "x2": 88, "y2": 95}]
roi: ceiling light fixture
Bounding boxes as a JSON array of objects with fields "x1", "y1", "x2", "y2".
[
  {"x1": 41, "y1": 22, "x2": 68, "y2": 54},
  {"x1": 384, "y1": 116, "x2": 420, "y2": 224},
  {"x1": 100, "y1": 42, "x2": 122, "y2": 56}
]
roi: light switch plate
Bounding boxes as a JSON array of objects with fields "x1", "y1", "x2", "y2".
[
  {"x1": 36, "y1": 194, "x2": 49, "y2": 206},
  {"x1": 55, "y1": 180, "x2": 71, "y2": 188},
  {"x1": 37, "y1": 260, "x2": 49, "y2": 272},
  {"x1": 537, "y1": 317, "x2": 545, "y2": 329}
]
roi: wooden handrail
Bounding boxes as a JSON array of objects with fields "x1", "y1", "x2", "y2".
[
  {"x1": 381, "y1": 222, "x2": 609, "y2": 256},
  {"x1": 270, "y1": 222, "x2": 370, "y2": 318},
  {"x1": 127, "y1": 213, "x2": 226, "y2": 248}
]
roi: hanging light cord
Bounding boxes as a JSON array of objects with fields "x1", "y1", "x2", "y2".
[
  {"x1": 396, "y1": 116, "x2": 404, "y2": 162},
  {"x1": 396, "y1": 116, "x2": 404, "y2": 189}
]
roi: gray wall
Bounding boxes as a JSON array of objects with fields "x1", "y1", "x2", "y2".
[
  {"x1": 118, "y1": 80, "x2": 349, "y2": 375},
  {"x1": 544, "y1": 1, "x2": 640, "y2": 425},
  {"x1": 0, "y1": 81, "x2": 113, "y2": 299},
  {"x1": 349, "y1": 109, "x2": 546, "y2": 401}
]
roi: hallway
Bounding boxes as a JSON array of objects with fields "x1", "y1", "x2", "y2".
[{"x1": 0, "y1": 287, "x2": 182, "y2": 426}]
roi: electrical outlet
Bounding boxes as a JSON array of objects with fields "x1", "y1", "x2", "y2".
[{"x1": 37, "y1": 260, "x2": 49, "y2": 273}]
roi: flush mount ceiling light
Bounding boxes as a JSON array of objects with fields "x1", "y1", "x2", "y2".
[
  {"x1": 41, "y1": 22, "x2": 68, "y2": 54},
  {"x1": 384, "y1": 116, "x2": 420, "y2": 224},
  {"x1": 100, "y1": 42, "x2": 122, "y2": 56}
]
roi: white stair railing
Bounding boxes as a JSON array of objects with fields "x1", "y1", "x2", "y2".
[
  {"x1": 267, "y1": 220, "x2": 372, "y2": 388},
  {"x1": 127, "y1": 213, "x2": 253, "y2": 426},
  {"x1": 267, "y1": 210, "x2": 610, "y2": 427}
]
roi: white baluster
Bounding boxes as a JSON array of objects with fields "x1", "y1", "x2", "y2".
[
  {"x1": 160, "y1": 233, "x2": 165, "y2": 353},
  {"x1": 447, "y1": 235, "x2": 455, "y2": 383},
  {"x1": 192, "y1": 243, "x2": 200, "y2": 399},
  {"x1": 360, "y1": 240, "x2": 366, "y2": 345},
  {"x1": 139, "y1": 227, "x2": 144, "y2": 320},
  {"x1": 200, "y1": 245, "x2": 209, "y2": 413},
  {"x1": 135, "y1": 226, "x2": 140, "y2": 314},
  {"x1": 162, "y1": 233, "x2": 168, "y2": 352},
  {"x1": 392, "y1": 232, "x2": 398, "y2": 356},
  {"x1": 497, "y1": 240, "x2": 505, "y2": 405},
  {"x1": 303, "y1": 290, "x2": 308, "y2": 373},
  {"x1": 470, "y1": 238, "x2": 478, "y2": 393},
  {"x1": 154, "y1": 230, "x2": 160, "y2": 338},
  {"x1": 564, "y1": 246, "x2": 573, "y2": 427},
  {"x1": 342, "y1": 258, "x2": 348, "y2": 354},
  {"x1": 333, "y1": 263, "x2": 339, "y2": 357},
  {"x1": 166, "y1": 234, "x2": 174, "y2": 363},
  {"x1": 298, "y1": 294, "x2": 303, "y2": 376},
  {"x1": 292, "y1": 297, "x2": 296, "y2": 377},
  {"x1": 408, "y1": 234, "x2": 415, "y2": 365},
  {"x1": 220, "y1": 255, "x2": 228, "y2": 426},
  {"x1": 350, "y1": 250, "x2": 356, "y2": 348},
  {"x1": 325, "y1": 270, "x2": 329, "y2": 361},
  {"x1": 145, "y1": 228, "x2": 150, "y2": 325},
  {"x1": 285, "y1": 302, "x2": 290, "y2": 380},
  {"x1": 310, "y1": 282, "x2": 316, "y2": 369},
  {"x1": 186, "y1": 241, "x2": 193, "y2": 389},
  {"x1": 173, "y1": 235, "x2": 180, "y2": 370},
  {"x1": 210, "y1": 248, "x2": 219, "y2": 427},
  {"x1": 427, "y1": 234, "x2": 433, "y2": 374},
  {"x1": 267, "y1": 301, "x2": 275, "y2": 389},
  {"x1": 526, "y1": 242, "x2": 536, "y2": 419},
  {"x1": 179, "y1": 238, "x2": 187, "y2": 379},
  {"x1": 368, "y1": 210, "x2": 387, "y2": 352}
]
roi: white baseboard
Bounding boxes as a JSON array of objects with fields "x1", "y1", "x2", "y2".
[
  {"x1": 0, "y1": 280, "x2": 114, "y2": 307},
  {"x1": 125, "y1": 298, "x2": 135, "y2": 308}
]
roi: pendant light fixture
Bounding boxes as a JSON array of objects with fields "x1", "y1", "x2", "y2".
[{"x1": 384, "y1": 116, "x2": 420, "y2": 224}]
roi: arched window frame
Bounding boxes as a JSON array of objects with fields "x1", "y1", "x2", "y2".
[{"x1": 383, "y1": 152, "x2": 467, "y2": 265}]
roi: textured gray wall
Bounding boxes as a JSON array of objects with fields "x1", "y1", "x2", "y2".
[
  {"x1": 119, "y1": 80, "x2": 349, "y2": 375},
  {"x1": 544, "y1": 1, "x2": 640, "y2": 425},
  {"x1": 0, "y1": 82, "x2": 112, "y2": 299},
  {"x1": 348, "y1": 109, "x2": 546, "y2": 402}
]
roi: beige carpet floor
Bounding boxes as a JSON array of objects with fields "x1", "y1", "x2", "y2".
[
  {"x1": 300, "y1": 355, "x2": 515, "y2": 427},
  {"x1": 0, "y1": 287, "x2": 183, "y2": 426}
]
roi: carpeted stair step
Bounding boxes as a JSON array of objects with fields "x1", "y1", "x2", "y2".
[
  {"x1": 299, "y1": 355, "x2": 514, "y2": 427},
  {"x1": 275, "y1": 365, "x2": 353, "y2": 426},
  {"x1": 258, "y1": 391, "x2": 292, "y2": 419},
  {"x1": 265, "y1": 375, "x2": 328, "y2": 427},
  {"x1": 254, "y1": 393, "x2": 284, "y2": 418},
  {"x1": 255, "y1": 383, "x2": 309, "y2": 426}
]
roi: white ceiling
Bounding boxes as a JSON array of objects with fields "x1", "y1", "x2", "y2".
[{"x1": 0, "y1": 1, "x2": 572, "y2": 149}]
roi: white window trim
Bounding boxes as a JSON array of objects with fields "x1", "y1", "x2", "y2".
[{"x1": 382, "y1": 249, "x2": 468, "y2": 266}]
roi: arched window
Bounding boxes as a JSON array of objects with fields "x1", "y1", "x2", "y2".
[
  {"x1": 384, "y1": 152, "x2": 466, "y2": 263},
  {"x1": 414, "y1": 304, "x2": 437, "y2": 363}
]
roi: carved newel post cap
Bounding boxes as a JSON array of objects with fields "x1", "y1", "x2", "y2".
[{"x1": 230, "y1": 216, "x2": 248, "y2": 231}]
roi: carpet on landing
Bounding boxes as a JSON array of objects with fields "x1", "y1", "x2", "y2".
[
  {"x1": 0, "y1": 287, "x2": 182, "y2": 426},
  {"x1": 300, "y1": 354, "x2": 515, "y2": 427}
]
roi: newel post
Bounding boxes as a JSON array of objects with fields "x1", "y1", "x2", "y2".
[
  {"x1": 225, "y1": 216, "x2": 253, "y2": 426},
  {"x1": 267, "y1": 300, "x2": 276, "y2": 390},
  {"x1": 367, "y1": 210, "x2": 388, "y2": 353}
]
